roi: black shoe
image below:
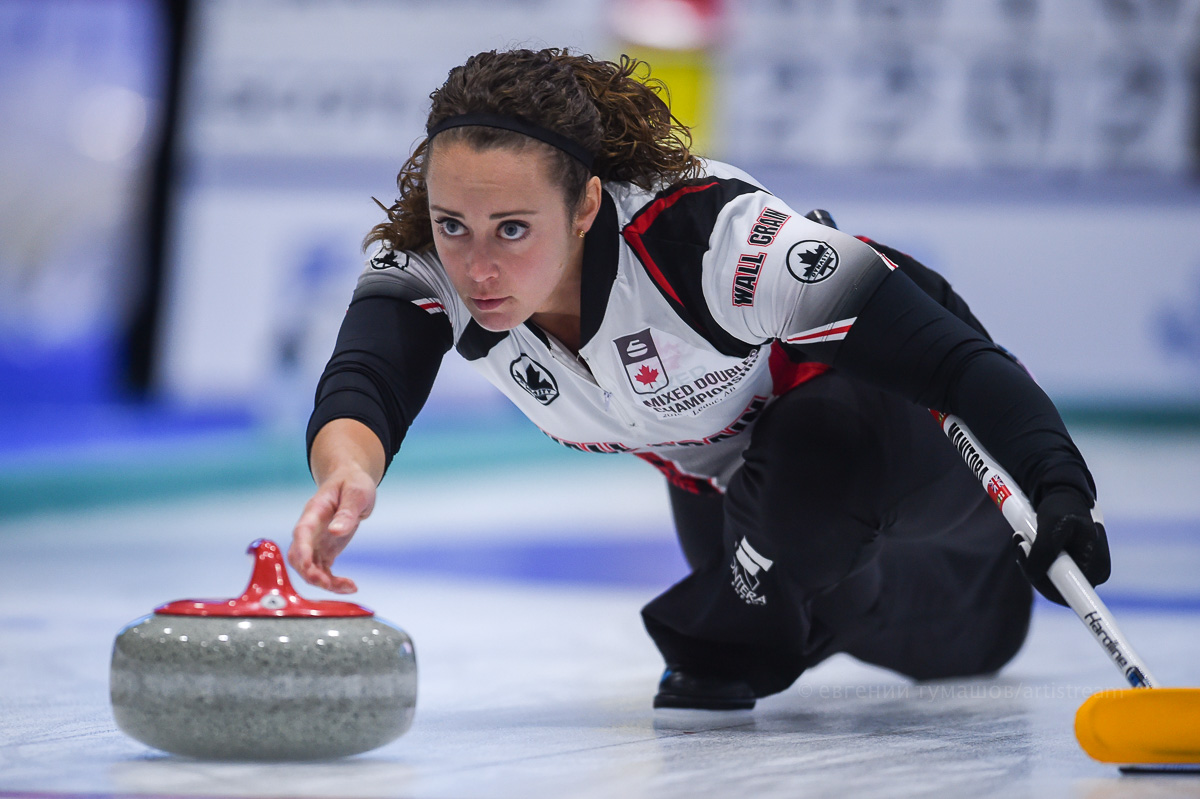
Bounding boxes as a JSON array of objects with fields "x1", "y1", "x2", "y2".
[{"x1": 653, "y1": 667, "x2": 756, "y2": 710}]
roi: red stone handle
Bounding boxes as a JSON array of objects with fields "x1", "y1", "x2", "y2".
[{"x1": 155, "y1": 539, "x2": 373, "y2": 617}]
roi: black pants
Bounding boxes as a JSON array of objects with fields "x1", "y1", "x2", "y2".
[{"x1": 641, "y1": 372, "x2": 1034, "y2": 698}]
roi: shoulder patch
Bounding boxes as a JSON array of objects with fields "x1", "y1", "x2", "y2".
[
  {"x1": 786, "y1": 240, "x2": 839, "y2": 284},
  {"x1": 370, "y1": 250, "x2": 409, "y2": 271}
]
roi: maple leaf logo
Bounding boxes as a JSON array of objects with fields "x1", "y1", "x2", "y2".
[
  {"x1": 635, "y1": 364, "x2": 659, "y2": 386},
  {"x1": 787, "y1": 240, "x2": 839, "y2": 284},
  {"x1": 794, "y1": 244, "x2": 828, "y2": 278},
  {"x1": 369, "y1": 250, "x2": 408, "y2": 271},
  {"x1": 524, "y1": 364, "x2": 554, "y2": 392},
  {"x1": 509, "y1": 354, "x2": 559, "y2": 405}
]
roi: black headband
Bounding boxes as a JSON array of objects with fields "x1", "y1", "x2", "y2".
[{"x1": 426, "y1": 113, "x2": 595, "y2": 170}]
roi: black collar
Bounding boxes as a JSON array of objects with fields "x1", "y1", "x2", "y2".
[{"x1": 578, "y1": 190, "x2": 619, "y2": 349}]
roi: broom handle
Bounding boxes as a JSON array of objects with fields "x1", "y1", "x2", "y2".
[{"x1": 932, "y1": 411, "x2": 1158, "y2": 688}]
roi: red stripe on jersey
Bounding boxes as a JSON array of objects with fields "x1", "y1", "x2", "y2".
[
  {"x1": 855, "y1": 235, "x2": 899, "y2": 270},
  {"x1": 622, "y1": 181, "x2": 720, "y2": 307},
  {"x1": 768, "y1": 342, "x2": 829, "y2": 396},
  {"x1": 635, "y1": 451, "x2": 722, "y2": 495},
  {"x1": 787, "y1": 323, "x2": 853, "y2": 343}
]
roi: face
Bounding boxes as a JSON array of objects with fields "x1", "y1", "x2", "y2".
[{"x1": 426, "y1": 141, "x2": 593, "y2": 332}]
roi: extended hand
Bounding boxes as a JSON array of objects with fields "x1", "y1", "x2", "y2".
[{"x1": 288, "y1": 467, "x2": 376, "y2": 594}]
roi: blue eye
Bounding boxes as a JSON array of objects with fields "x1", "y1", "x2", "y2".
[
  {"x1": 437, "y1": 218, "x2": 465, "y2": 237},
  {"x1": 498, "y1": 221, "x2": 528, "y2": 241}
]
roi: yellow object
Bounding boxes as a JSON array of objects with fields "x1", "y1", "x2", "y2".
[
  {"x1": 624, "y1": 45, "x2": 714, "y2": 155},
  {"x1": 1076, "y1": 688, "x2": 1200, "y2": 764}
]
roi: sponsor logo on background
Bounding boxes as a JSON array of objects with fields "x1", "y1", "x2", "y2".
[
  {"x1": 614, "y1": 329, "x2": 670, "y2": 394},
  {"x1": 786, "y1": 240, "x2": 839, "y2": 283},
  {"x1": 510, "y1": 354, "x2": 559, "y2": 405}
]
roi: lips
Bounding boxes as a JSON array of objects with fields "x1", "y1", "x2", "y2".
[{"x1": 472, "y1": 297, "x2": 507, "y2": 311}]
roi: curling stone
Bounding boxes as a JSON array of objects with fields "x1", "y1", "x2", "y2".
[{"x1": 110, "y1": 539, "x2": 416, "y2": 760}]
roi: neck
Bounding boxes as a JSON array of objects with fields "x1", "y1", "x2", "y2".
[
  {"x1": 529, "y1": 312, "x2": 582, "y2": 353},
  {"x1": 529, "y1": 233, "x2": 586, "y2": 353}
]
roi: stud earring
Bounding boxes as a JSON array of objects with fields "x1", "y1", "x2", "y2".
[{"x1": 577, "y1": 229, "x2": 586, "y2": 238}]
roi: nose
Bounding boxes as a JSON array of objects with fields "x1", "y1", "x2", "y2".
[{"x1": 463, "y1": 243, "x2": 500, "y2": 283}]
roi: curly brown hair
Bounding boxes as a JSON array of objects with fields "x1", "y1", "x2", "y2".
[{"x1": 364, "y1": 48, "x2": 704, "y2": 252}]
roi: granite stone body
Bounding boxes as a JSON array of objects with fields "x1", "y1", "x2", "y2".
[
  {"x1": 109, "y1": 539, "x2": 416, "y2": 761},
  {"x1": 111, "y1": 613, "x2": 417, "y2": 760}
]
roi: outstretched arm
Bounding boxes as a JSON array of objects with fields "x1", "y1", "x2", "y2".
[
  {"x1": 289, "y1": 290, "x2": 452, "y2": 592},
  {"x1": 289, "y1": 418, "x2": 385, "y2": 593}
]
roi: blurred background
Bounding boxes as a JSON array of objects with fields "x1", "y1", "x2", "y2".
[
  {"x1": 1, "y1": 0, "x2": 1199, "y2": 518},
  {"x1": 4, "y1": 7, "x2": 1200, "y2": 793}
]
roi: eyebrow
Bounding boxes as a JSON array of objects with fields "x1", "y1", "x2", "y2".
[{"x1": 429, "y1": 205, "x2": 540, "y2": 220}]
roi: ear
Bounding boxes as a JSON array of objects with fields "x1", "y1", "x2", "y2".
[{"x1": 573, "y1": 176, "x2": 604, "y2": 234}]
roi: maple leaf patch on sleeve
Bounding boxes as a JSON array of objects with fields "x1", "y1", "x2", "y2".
[{"x1": 785, "y1": 240, "x2": 839, "y2": 284}]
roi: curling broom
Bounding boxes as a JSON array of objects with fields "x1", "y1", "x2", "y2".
[{"x1": 932, "y1": 410, "x2": 1200, "y2": 769}]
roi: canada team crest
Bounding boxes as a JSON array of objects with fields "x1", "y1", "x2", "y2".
[{"x1": 614, "y1": 329, "x2": 669, "y2": 394}]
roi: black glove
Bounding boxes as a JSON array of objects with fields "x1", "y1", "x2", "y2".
[{"x1": 1019, "y1": 488, "x2": 1111, "y2": 606}]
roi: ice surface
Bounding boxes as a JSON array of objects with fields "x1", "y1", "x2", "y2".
[{"x1": 1, "y1": 432, "x2": 1198, "y2": 798}]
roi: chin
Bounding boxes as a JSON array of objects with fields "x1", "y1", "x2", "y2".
[{"x1": 471, "y1": 311, "x2": 524, "y2": 332}]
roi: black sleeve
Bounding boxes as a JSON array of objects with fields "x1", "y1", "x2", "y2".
[
  {"x1": 833, "y1": 267, "x2": 1096, "y2": 507},
  {"x1": 306, "y1": 295, "x2": 453, "y2": 474},
  {"x1": 857, "y1": 236, "x2": 992, "y2": 340}
]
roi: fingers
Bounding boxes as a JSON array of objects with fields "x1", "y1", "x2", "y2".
[
  {"x1": 288, "y1": 536, "x2": 358, "y2": 594},
  {"x1": 328, "y1": 484, "x2": 372, "y2": 535},
  {"x1": 288, "y1": 526, "x2": 336, "y2": 592},
  {"x1": 1026, "y1": 515, "x2": 1071, "y2": 576},
  {"x1": 306, "y1": 545, "x2": 359, "y2": 594},
  {"x1": 1066, "y1": 520, "x2": 1111, "y2": 587},
  {"x1": 289, "y1": 476, "x2": 374, "y2": 594},
  {"x1": 1020, "y1": 508, "x2": 1110, "y2": 606},
  {"x1": 293, "y1": 489, "x2": 337, "y2": 548},
  {"x1": 289, "y1": 513, "x2": 323, "y2": 587}
]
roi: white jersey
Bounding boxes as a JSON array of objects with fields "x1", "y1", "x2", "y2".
[{"x1": 353, "y1": 160, "x2": 894, "y2": 492}]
